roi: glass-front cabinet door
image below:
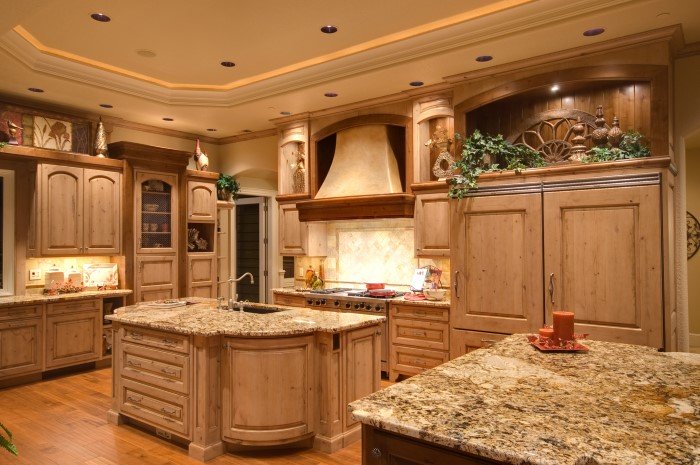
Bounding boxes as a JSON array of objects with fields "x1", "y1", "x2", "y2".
[{"x1": 135, "y1": 171, "x2": 178, "y2": 254}]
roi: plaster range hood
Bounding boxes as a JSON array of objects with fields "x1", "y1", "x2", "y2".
[{"x1": 297, "y1": 124, "x2": 414, "y2": 222}]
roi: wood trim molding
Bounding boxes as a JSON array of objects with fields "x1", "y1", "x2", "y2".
[
  {"x1": 217, "y1": 128, "x2": 278, "y2": 145},
  {"x1": 296, "y1": 194, "x2": 415, "y2": 222},
  {"x1": 676, "y1": 41, "x2": 700, "y2": 59},
  {"x1": 0, "y1": 144, "x2": 124, "y2": 170},
  {"x1": 186, "y1": 169, "x2": 219, "y2": 181},
  {"x1": 107, "y1": 141, "x2": 192, "y2": 169},
  {"x1": 444, "y1": 25, "x2": 681, "y2": 83}
]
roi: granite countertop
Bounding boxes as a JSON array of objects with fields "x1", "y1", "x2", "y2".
[
  {"x1": 271, "y1": 288, "x2": 451, "y2": 308},
  {"x1": 0, "y1": 289, "x2": 133, "y2": 308},
  {"x1": 106, "y1": 298, "x2": 385, "y2": 337},
  {"x1": 349, "y1": 335, "x2": 699, "y2": 465}
]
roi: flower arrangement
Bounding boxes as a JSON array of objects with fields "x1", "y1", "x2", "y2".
[{"x1": 42, "y1": 278, "x2": 85, "y2": 295}]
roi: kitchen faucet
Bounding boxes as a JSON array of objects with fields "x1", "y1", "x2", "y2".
[{"x1": 227, "y1": 273, "x2": 255, "y2": 310}]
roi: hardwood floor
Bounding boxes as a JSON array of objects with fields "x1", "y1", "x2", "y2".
[{"x1": 0, "y1": 368, "x2": 368, "y2": 465}]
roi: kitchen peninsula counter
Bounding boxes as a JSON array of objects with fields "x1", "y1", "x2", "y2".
[
  {"x1": 107, "y1": 298, "x2": 384, "y2": 461},
  {"x1": 349, "y1": 335, "x2": 699, "y2": 465}
]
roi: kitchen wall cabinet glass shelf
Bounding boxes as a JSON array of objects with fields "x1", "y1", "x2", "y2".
[{"x1": 135, "y1": 172, "x2": 178, "y2": 254}]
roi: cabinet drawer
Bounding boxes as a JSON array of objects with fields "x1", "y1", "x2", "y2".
[
  {"x1": 272, "y1": 293, "x2": 307, "y2": 307},
  {"x1": 0, "y1": 305, "x2": 42, "y2": 321},
  {"x1": 122, "y1": 326, "x2": 190, "y2": 354},
  {"x1": 47, "y1": 299, "x2": 100, "y2": 315},
  {"x1": 120, "y1": 378, "x2": 189, "y2": 437},
  {"x1": 121, "y1": 343, "x2": 190, "y2": 394},
  {"x1": 391, "y1": 318, "x2": 449, "y2": 350},
  {"x1": 390, "y1": 303, "x2": 448, "y2": 322},
  {"x1": 450, "y1": 329, "x2": 508, "y2": 359},
  {"x1": 391, "y1": 345, "x2": 449, "y2": 376}
]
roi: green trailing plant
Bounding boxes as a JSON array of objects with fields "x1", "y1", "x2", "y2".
[
  {"x1": 0, "y1": 422, "x2": 17, "y2": 456},
  {"x1": 216, "y1": 173, "x2": 240, "y2": 200},
  {"x1": 0, "y1": 142, "x2": 7, "y2": 149},
  {"x1": 582, "y1": 130, "x2": 650, "y2": 163},
  {"x1": 449, "y1": 130, "x2": 545, "y2": 198}
]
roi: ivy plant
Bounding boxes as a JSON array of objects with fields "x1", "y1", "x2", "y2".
[
  {"x1": 0, "y1": 422, "x2": 17, "y2": 456},
  {"x1": 448, "y1": 130, "x2": 545, "y2": 198}
]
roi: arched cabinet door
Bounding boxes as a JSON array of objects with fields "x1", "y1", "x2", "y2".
[
  {"x1": 41, "y1": 164, "x2": 83, "y2": 255},
  {"x1": 135, "y1": 171, "x2": 178, "y2": 254},
  {"x1": 187, "y1": 181, "x2": 217, "y2": 222},
  {"x1": 84, "y1": 169, "x2": 121, "y2": 254}
]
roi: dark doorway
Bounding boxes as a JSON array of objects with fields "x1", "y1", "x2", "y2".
[{"x1": 235, "y1": 197, "x2": 266, "y2": 302}]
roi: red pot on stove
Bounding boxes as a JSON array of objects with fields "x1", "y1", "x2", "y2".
[
  {"x1": 368, "y1": 289, "x2": 396, "y2": 298},
  {"x1": 365, "y1": 283, "x2": 385, "y2": 290}
]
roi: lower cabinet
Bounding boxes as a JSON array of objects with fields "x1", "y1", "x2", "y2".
[
  {"x1": 221, "y1": 335, "x2": 314, "y2": 444},
  {"x1": 0, "y1": 316, "x2": 43, "y2": 378},
  {"x1": 272, "y1": 291, "x2": 307, "y2": 308},
  {"x1": 187, "y1": 254, "x2": 216, "y2": 298},
  {"x1": 135, "y1": 255, "x2": 178, "y2": 302},
  {"x1": 45, "y1": 303, "x2": 101, "y2": 369},
  {"x1": 344, "y1": 325, "x2": 382, "y2": 430},
  {"x1": 362, "y1": 426, "x2": 498, "y2": 465},
  {"x1": 450, "y1": 329, "x2": 509, "y2": 359}
]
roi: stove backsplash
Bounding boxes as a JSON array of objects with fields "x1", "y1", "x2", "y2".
[{"x1": 293, "y1": 218, "x2": 450, "y2": 290}]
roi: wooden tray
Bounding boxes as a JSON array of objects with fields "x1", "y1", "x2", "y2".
[{"x1": 526, "y1": 334, "x2": 589, "y2": 352}]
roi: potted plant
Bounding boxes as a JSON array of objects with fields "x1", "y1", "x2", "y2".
[
  {"x1": 216, "y1": 173, "x2": 240, "y2": 201},
  {"x1": 1, "y1": 422, "x2": 17, "y2": 456},
  {"x1": 449, "y1": 130, "x2": 545, "y2": 198}
]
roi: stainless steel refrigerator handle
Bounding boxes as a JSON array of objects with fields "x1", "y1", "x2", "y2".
[
  {"x1": 549, "y1": 273, "x2": 555, "y2": 305},
  {"x1": 453, "y1": 271, "x2": 460, "y2": 298}
]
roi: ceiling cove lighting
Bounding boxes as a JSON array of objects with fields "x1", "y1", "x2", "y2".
[
  {"x1": 28, "y1": 87, "x2": 44, "y2": 93},
  {"x1": 324, "y1": 92, "x2": 338, "y2": 97},
  {"x1": 409, "y1": 81, "x2": 424, "y2": 87},
  {"x1": 99, "y1": 103, "x2": 113, "y2": 108},
  {"x1": 583, "y1": 27, "x2": 605, "y2": 37},
  {"x1": 90, "y1": 13, "x2": 111, "y2": 22},
  {"x1": 320, "y1": 25, "x2": 338, "y2": 34},
  {"x1": 220, "y1": 61, "x2": 235, "y2": 67},
  {"x1": 475, "y1": 55, "x2": 493, "y2": 62},
  {"x1": 162, "y1": 117, "x2": 174, "y2": 121},
  {"x1": 550, "y1": 84, "x2": 560, "y2": 92}
]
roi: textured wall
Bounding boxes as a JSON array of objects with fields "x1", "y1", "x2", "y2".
[{"x1": 686, "y1": 148, "x2": 700, "y2": 336}]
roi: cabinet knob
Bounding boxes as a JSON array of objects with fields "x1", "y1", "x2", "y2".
[{"x1": 371, "y1": 447, "x2": 382, "y2": 458}]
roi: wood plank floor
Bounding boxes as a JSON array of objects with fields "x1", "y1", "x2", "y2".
[{"x1": 0, "y1": 368, "x2": 370, "y2": 465}]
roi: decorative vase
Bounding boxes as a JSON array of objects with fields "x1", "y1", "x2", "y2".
[
  {"x1": 217, "y1": 189, "x2": 232, "y2": 201},
  {"x1": 591, "y1": 105, "x2": 609, "y2": 147},
  {"x1": 608, "y1": 116, "x2": 624, "y2": 148},
  {"x1": 94, "y1": 117, "x2": 108, "y2": 157}
]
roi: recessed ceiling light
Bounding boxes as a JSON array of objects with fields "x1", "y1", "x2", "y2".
[
  {"x1": 324, "y1": 92, "x2": 338, "y2": 97},
  {"x1": 320, "y1": 25, "x2": 338, "y2": 34},
  {"x1": 242, "y1": 129, "x2": 253, "y2": 133},
  {"x1": 99, "y1": 103, "x2": 113, "y2": 108},
  {"x1": 136, "y1": 49, "x2": 157, "y2": 58},
  {"x1": 162, "y1": 117, "x2": 174, "y2": 121},
  {"x1": 583, "y1": 27, "x2": 605, "y2": 37},
  {"x1": 550, "y1": 84, "x2": 560, "y2": 92},
  {"x1": 409, "y1": 81, "x2": 424, "y2": 87},
  {"x1": 475, "y1": 55, "x2": 493, "y2": 62},
  {"x1": 280, "y1": 111, "x2": 292, "y2": 116},
  {"x1": 28, "y1": 87, "x2": 44, "y2": 93},
  {"x1": 220, "y1": 61, "x2": 235, "y2": 68},
  {"x1": 90, "y1": 13, "x2": 111, "y2": 22},
  {"x1": 206, "y1": 128, "x2": 217, "y2": 132}
]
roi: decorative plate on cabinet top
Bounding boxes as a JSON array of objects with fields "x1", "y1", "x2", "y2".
[{"x1": 688, "y1": 211, "x2": 700, "y2": 259}]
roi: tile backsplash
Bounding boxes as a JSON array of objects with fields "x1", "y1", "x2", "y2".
[
  {"x1": 294, "y1": 218, "x2": 450, "y2": 289},
  {"x1": 25, "y1": 256, "x2": 115, "y2": 291}
]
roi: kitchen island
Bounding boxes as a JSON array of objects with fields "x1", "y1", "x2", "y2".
[
  {"x1": 107, "y1": 298, "x2": 384, "y2": 461},
  {"x1": 349, "y1": 335, "x2": 699, "y2": 465}
]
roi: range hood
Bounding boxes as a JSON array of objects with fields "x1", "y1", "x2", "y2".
[{"x1": 297, "y1": 124, "x2": 414, "y2": 222}]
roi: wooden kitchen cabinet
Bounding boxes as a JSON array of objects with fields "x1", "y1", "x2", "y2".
[
  {"x1": 187, "y1": 254, "x2": 216, "y2": 298},
  {"x1": 187, "y1": 180, "x2": 217, "y2": 222},
  {"x1": 272, "y1": 291, "x2": 307, "y2": 307},
  {"x1": 543, "y1": 184, "x2": 663, "y2": 347},
  {"x1": 135, "y1": 170, "x2": 178, "y2": 254},
  {"x1": 278, "y1": 202, "x2": 327, "y2": 256},
  {"x1": 450, "y1": 192, "x2": 544, "y2": 335},
  {"x1": 414, "y1": 190, "x2": 450, "y2": 257},
  {"x1": 0, "y1": 314, "x2": 43, "y2": 379},
  {"x1": 450, "y1": 329, "x2": 508, "y2": 359},
  {"x1": 40, "y1": 164, "x2": 121, "y2": 255},
  {"x1": 45, "y1": 300, "x2": 101, "y2": 369},
  {"x1": 221, "y1": 335, "x2": 315, "y2": 444},
  {"x1": 135, "y1": 255, "x2": 178, "y2": 302},
  {"x1": 344, "y1": 325, "x2": 382, "y2": 430}
]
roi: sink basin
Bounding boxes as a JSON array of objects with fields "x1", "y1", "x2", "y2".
[{"x1": 236, "y1": 306, "x2": 283, "y2": 314}]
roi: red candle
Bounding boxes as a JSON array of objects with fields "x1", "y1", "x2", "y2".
[
  {"x1": 539, "y1": 327, "x2": 554, "y2": 339},
  {"x1": 553, "y1": 311, "x2": 575, "y2": 342}
]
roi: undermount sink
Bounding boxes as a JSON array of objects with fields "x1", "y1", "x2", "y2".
[{"x1": 236, "y1": 306, "x2": 283, "y2": 314}]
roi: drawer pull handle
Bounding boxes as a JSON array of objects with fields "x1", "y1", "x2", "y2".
[
  {"x1": 161, "y1": 367, "x2": 176, "y2": 375},
  {"x1": 414, "y1": 311, "x2": 426, "y2": 317},
  {"x1": 371, "y1": 447, "x2": 382, "y2": 458},
  {"x1": 127, "y1": 395, "x2": 143, "y2": 403},
  {"x1": 160, "y1": 407, "x2": 177, "y2": 416},
  {"x1": 130, "y1": 332, "x2": 143, "y2": 340},
  {"x1": 162, "y1": 338, "x2": 177, "y2": 346},
  {"x1": 127, "y1": 360, "x2": 142, "y2": 367},
  {"x1": 412, "y1": 330, "x2": 427, "y2": 337}
]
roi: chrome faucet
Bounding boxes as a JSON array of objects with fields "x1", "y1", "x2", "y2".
[{"x1": 227, "y1": 273, "x2": 255, "y2": 310}]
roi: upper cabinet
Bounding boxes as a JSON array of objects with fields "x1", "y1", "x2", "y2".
[
  {"x1": 187, "y1": 180, "x2": 217, "y2": 222},
  {"x1": 413, "y1": 187, "x2": 450, "y2": 258},
  {"x1": 278, "y1": 202, "x2": 326, "y2": 256},
  {"x1": 135, "y1": 171, "x2": 178, "y2": 255},
  {"x1": 40, "y1": 164, "x2": 121, "y2": 256}
]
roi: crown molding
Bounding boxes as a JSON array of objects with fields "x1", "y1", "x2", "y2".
[
  {"x1": 216, "y1": 128, "x2": 278, "y2": 145},
  {"x1": 1, "y1": 0, "x2": 639, "y2": 107},
  {"x1": 676, "y1": 41, "x2": 700, "y2": 58}
]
